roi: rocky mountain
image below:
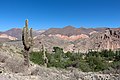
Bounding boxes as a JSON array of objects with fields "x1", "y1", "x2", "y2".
[
  {"x1": 42, "y1": 26, "x2": 107, "y2": 36},
  {"x1": 0, "y1": 33, "x2": 17, "y2": 42},
  {"x1": 0, "y1": 26, "x2": 120, "y2": 53},
  {"x1": 42, "y1": 26, "x2": 108, "y2": 41},
  {"x1": 0, "y1": 34, "x2": 17, "y2": 40},
  {"x1": 34, "y1": 27, "x2": 120, "y2": 53},
  {"x1": 0, "y1": 28, "x2": 45, "y2": 40},
  {"x1": 3, "y1": 28, "x2": 22, "y2": 40},
  {"x1": 73, "y1": 28, "x2": 120, "y2": 53}
]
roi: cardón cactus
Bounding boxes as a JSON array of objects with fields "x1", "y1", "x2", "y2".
[
  {"x1": 41, "y1": 44, "x2": 48, "y2": 67},
  {"x1": 22, "y1": 19, "x2": 33, "y2": 67}
]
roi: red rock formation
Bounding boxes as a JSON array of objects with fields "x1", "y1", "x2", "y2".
[{"x1": 48, "y1": 34, "x2": 89, "y2": 41}]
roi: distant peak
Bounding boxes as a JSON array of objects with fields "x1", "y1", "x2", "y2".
[
  {"x1": 79, "y1": 26, "x2": 86, "y2": 29},
  {"x1": 7, "y1": 28, "x2": 22, "y2": 31},
  {"x1": 11, "y1": 28, "x2": 21, "y2": 30},
  {"x1": 63, "y1": 26, "x2": 75, "y2": 29}
]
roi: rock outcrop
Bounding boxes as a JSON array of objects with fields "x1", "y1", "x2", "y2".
[
  {"x1": 0, "y1": 34, "x2": 17, "y2": 40},
  {"x1": 89, "y1": 28, "x2": 120, "y2": 51}
]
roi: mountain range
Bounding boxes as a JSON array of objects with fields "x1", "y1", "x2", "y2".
[
  {"x1": 0, "y1": 28, "x2": 45, "y2": 41},
  {"x1": 0, "y1": 26, "x2": 120, "y2": 53}
]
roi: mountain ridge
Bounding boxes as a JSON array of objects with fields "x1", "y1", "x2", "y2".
[
  {"x1": 0, "y1": 26, "x2": 120, "y2": 53},
  {"x1": 0, "y1": 28, "x2": 45, "y2": 40}
]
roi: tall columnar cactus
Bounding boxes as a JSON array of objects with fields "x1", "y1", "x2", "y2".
[
  {"x1": 41, "y1": 44, "x2": 48, "y2": 67},
  {"x1": 22, "y1": 19, "x2": 33, "y2": 67}
]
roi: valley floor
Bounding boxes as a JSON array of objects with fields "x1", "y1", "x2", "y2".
[{"x1": 0, "y1": 42, "x2": 120, "y2": 80}]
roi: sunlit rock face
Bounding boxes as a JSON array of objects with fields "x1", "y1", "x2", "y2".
[
  {"x1": 0, "y1": 34, "x2": 17, "y2": 40},
  {"x1": 88, "y1": 28, "x2": 120, "y2": 51},
  {"x1": 89, "y1": 31, "x2": 98, "y2": 35},
  {"x1": 48, "y1": 34, "x2": 89, "y2": 41},
  {"x1": 33, "y1": 28, "x2": 120, "y2": 53},
  {"x1": 104, "y1": 29, "x2": 120, "y2": 50}
]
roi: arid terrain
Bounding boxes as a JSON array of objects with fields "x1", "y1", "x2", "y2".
[
  {"x1": 0, "y1": 26, "x2": 120, "y2": 80},
  {"x1": 0, "y1": 40, "x2": 120, "y2": 80}
]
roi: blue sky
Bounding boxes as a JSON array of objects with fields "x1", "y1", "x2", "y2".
[{"x1": 0, "y1": 0, "x2": 120, "y2": 31}]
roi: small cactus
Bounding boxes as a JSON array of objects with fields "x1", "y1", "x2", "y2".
[{"x1": 22, "y1": 19, "x2": 33, "y2": 67}]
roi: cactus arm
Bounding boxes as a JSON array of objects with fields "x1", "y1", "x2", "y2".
[
  {"x1": 25, "y1": 19, "x2": 28, "y2": 28},
  {"x1": 22, "y1": 27, "x2": 25, "y2": 47},
  {"x1": 30, "y1": 28, "x2": 33, "y2": 38},
  {"x1": 25, "y1": 20, "x2": 30, "y2": 49},
  {"x1": 42, "y1": 44, "x2": 48, "y2": 67},
  {"x1": 30, "y1": 28, "x2": 33, "y2": 46}
]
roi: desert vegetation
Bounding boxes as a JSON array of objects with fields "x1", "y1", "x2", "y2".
[
  {"x1": 30, "y1": 47, "x2": 120, "y2": 73},
  {"x1": 0, "y1": 20, "x2": 120, "y2": 80}
]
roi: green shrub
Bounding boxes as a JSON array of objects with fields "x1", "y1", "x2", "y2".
[
  {"x1": 87, "y1": 56, "x2": 108, "y2": 72},
  {"x1": 111, "y1": 61, "x2": 120, "y2": 69},
  {"x1": 30, "y1": 52, "x2": 44, "y2": 65},
  {"x1": 30, "y1": 47, "x2": 120, "y2": 72},
  {"x1": 78, "y1": 59, "x2": 91, "y2": 72}
]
